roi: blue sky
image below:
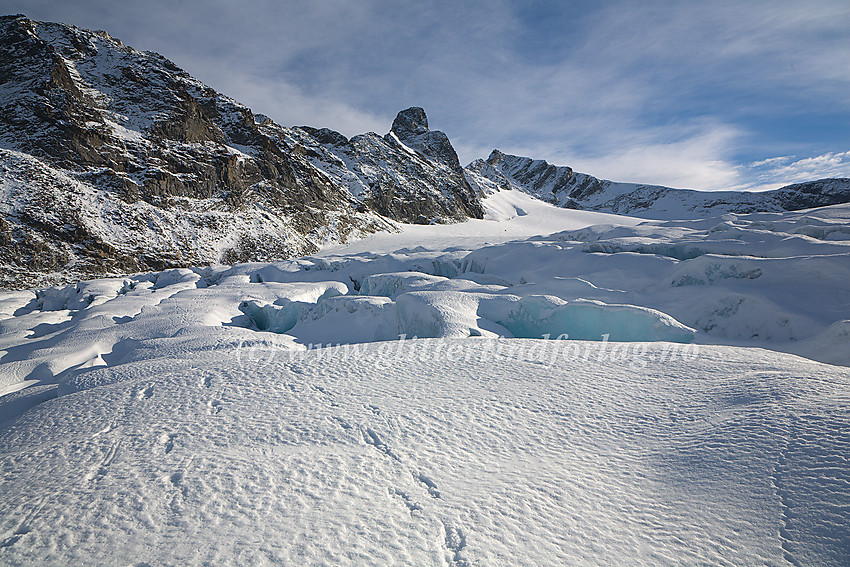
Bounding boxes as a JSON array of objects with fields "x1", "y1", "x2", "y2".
[{"x1": 3, "y1": 0, "x2": 849, "y2": 190}]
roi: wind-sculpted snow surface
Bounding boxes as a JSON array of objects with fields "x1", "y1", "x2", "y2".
[
  {"x1": 0, "y1": 341, "x2": 849, "y2": 565},
  {"x1": 1, "y1": 191, "x2": 849, "y2": 563},
  {"x1": 457, "y1": 203, "x2": 850, "y2": 364}
]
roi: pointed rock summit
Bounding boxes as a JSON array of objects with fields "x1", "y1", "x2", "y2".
[
  {"x1": 391, "y1": 106, "x2": 429, "y2": 136},
  {"x1": 388, "y1": 107, "x2": 462, "y2": 171},
  {"x1": 381, "y1": 107, "x2": 482, "y2": 220}
]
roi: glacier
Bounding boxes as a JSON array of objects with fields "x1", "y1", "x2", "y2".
[{"x1": 1, "y1": 187, "x2": 849, "y2": 564}]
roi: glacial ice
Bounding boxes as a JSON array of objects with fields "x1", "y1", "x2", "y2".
[
  {"x1": 480, "y1": 295, "x2": 696, "y2": 342},
  {"x1": 0, "y1": 191, "x2": 849, "y2": 565}
]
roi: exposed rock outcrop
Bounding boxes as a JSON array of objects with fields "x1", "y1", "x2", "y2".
[{"x1": 0, "y1": 15, "x2": 482, "y2": 289}]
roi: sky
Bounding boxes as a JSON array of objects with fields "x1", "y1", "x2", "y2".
[{"x1": 2, "y1": 0, "x2": 849, "y2": 191}]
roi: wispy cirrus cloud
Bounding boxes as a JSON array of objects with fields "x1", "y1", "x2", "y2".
[
  {"x1": 742, "y1": 151, "x2": 850, "y2": 191},
  {"x1": 440, "y1": 0, "x2": 850, "y2": 188}
]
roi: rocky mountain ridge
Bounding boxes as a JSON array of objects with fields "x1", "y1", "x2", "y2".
[
  {"x1": 465, "y1": 150, "x2": 850, "y2": 219},
  {"x1": 0, "y1": 15, "x2": 478, "y2": 289}
]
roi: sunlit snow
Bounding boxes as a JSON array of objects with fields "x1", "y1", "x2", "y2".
[{"x1": 1, "y1": 188, "x2": 849, "y2": 565}]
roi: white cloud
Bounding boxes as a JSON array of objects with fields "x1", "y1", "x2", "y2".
[
  {"x1": 185, "y1": 63, "x2": 389, "y2": 137},
  {"x1": 741, "y1": 151, "x2": 850, "y2": 191},
  {"x1": 749, "y1": 156, "x2": 794, "y2": 168},
  {"x1": 479, "y1": 126, "x2": 850, "y2": 193},
  {"x1": 578, "y1": 0, "x2": 850, "y2": 107},
  {"x1": 493, "y1": 123, "x2": 743, "y2": 190}
]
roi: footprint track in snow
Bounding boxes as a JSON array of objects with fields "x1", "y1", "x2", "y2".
[
  {"x1": 442, "y1": 522, "x2": 470, "y2": 567},
  {"x1": 91, "y1": 419, "x2": 119, "y2": 438},
  {"x1": 208, "y1": 399, "x2": 222, "y2": 415},
  {"x1": 415, "y1": 472, "x2": 441, "y2": 498},
  {"x1": 162, "y1": 433, "x2": 178, "y2": 454},
  {"x1": 85, "y1": 440, "x2": 121, "y2": 484},
  {"x1": 361, "y1": 423, "x2": 443, "y2": 500},
  {"x1": 0, "y1": 528, "x2": 28, "y2": 549},
  {"x1": 331, "y1": 416, "x2": 353, "y2": 430},
  {"x1": 0, "y1": 498, "x2": 44, "y2": 549},
  {"x1": 391, "y1": 488, "x2": 423, "y2": 514},
  {"x1": 366, "y1": 404, "x2": 382, "y2": 417},
  {"x1": 0, "y1": 524, "x2": 31, "y2": 549},
  {"x1": 169, "y1": 471, "x2": 188, "y2": 497},
  {"x1": 361, "y1": 426, "x2": 399, "y2": 461}
]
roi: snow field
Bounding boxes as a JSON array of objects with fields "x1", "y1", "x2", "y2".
[
  {"x1": 2, "y1": 198, "x2": 849, "y2": 424},
  {"x1": 1, "y1": 341, "x2": 848, "y2": 565},
  {"x1": 2, "y1": 15, "x2": 849, "y2": 565},
  {"x1": 0, "y1": 193, "x2": 848, "y2": 564}
]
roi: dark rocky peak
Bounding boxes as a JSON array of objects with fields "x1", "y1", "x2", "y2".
[
  {"x1": 485, "y1": 149, "x2": 505, "y2": 164},
  {"x1": 0, "y1": 13, "x2": 32, "y2": 34},
  {"x1": 386, "y1": 107, "x2": 461, "y2": 171},
  {"x1": 390, "y1": 106, "x2": 429, "y2": 136},
  {"x1": 291, "y1": 107, "x2": 485, "y2": 223}
]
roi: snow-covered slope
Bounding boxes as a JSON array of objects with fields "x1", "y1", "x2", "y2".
[
  {"x1": 1, "y1": 193, "x2": 849, "y2": 563},
  {"x1": 467, "y1": 149, "x2": 850, "y2": 219},
  {"x1": 2, "y1": 199, "x2": 848, "y2": 403},
  {"x1": 2, "y1": 340, "x2": 848, "y2": 565},
  {"x1": 322, "y1": 185, "x2": 646, "y2": 254}
]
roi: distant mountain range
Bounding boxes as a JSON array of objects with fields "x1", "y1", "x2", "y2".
[
  {"x1": 465, "y1": 150, "x2": 850, "y2": 220},
  {"x1": 1, "y1": 14, "x2": 848, "y2": 289}
]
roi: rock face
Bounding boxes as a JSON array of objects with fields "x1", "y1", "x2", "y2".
[
  {"x1": 466, "y1": 150, "x2": 850, "y2": 219},
  {"x1": 466, "y1": 150, "x2": 605, "y2": 206},
  {"x1": 390, "y1": 107, "x2": 461, "y2": 170},
  {"x1": 297, "y1": 107, "x2": 482, "y2": 224},
  {"x1": 0, "y1": 15, "x2": 481, "y2": 289}
]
